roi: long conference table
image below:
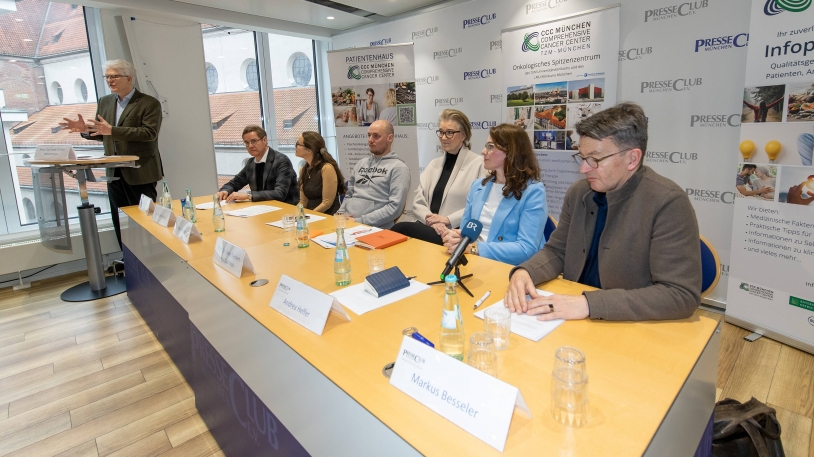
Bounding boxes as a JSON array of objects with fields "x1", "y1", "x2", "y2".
[{"x1": 121, "y1": 197, "x2": 719, "y2": 456}]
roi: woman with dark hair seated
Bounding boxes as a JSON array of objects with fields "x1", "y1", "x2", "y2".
[
  {"x1": 295, "y1": 131, "x2": 346, "y2": 215},
  {"x1": 391, "y1": 109, "x2": 486, "y2": 244},
  {"x1": 441, "y1": 123, "x2": 548, "y2": 266}
]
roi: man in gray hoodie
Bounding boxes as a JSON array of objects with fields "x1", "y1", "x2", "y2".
[{"x1": 341, "y1": 120, "x2": 411, "y2": 229}]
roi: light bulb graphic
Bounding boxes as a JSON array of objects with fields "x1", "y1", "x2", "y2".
[
  {"x1": 765, "y1": 140, "x2": 782, "y2": 163},
  {"x1": 739, "y1": 140, "x2": 755, "y2": 161}
]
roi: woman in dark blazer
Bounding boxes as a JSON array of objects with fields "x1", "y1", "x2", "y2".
[{"x1": 296, "y1": 131, "x2": 346, "y2": 215}]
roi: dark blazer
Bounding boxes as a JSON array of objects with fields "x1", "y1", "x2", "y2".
[
  {"x1": 86, "y1": 89, "x2": 164, "y2": 185},
  {"x1": 219, "y1": 147, "x2": 298, "y2": 204}
]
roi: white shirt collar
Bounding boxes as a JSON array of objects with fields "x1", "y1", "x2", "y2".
[{"x1": 254, "y1": 147, "x2": 269, "y2": 164}]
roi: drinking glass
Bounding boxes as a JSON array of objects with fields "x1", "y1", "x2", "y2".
[
  {"x1": 551, "y1": 365, "x2": 589, "y2": 427},
  {"x1": 282, "y1": 214, "x2": 296, "y2": 245},
  {"x1": 555, "y1": 346, "x2": 586, "y2": 375},
  {"x1": 367, "y1": 249, "x2": 386, "y2": 274},
  {"x1": 484, "y1": 307, "x2": 511, "y2": 351},
  {"x1": 334, "y1": 210, "x2": 347, "y2": 229},
  {"x1": 467, "y1": 333, "x2": 497, "y2": 377}
]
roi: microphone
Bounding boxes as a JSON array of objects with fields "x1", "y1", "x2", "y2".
[{"x1": 441, "y1": 220, "x2": 483, "y2": 279}]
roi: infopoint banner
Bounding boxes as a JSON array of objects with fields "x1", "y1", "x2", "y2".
[
  {"x1": 726, "y1": 0, "x2": 814, "y2": 350},
  {"x1": 501, "y1": 6, "x2": 620, "y2": 217},
  {"x1": 332, "y1": 0, "x2": 751, "y2": 307},
  {"x1": 326, "y1": 44, "x2": 420, "y2": 212}
]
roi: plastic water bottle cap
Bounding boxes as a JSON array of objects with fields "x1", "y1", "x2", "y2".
[{"x1": 445, "y1": 274, "x2": 457, "y2": 283}]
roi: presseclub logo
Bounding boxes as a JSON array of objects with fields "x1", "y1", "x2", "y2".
[
  {"x1": 694, "y1": 33, "x2": 748, "y2": 52},
  {"x1": 526, "y1": 0, "x2": 568, "y2": 14},
  {"x1": 463, "y1": 13, "x2": 496, "y2": 29},
  {"x1": 619, "y1": 47, "x2": 653, "y2": 61},
  {"x1": 645, "y1": 0, "x2": 708, "y2": 22},
  {"x1": 463, "y1": 68, "x2": 497, "y2": 81},
  {"x1": 685, "y1": 188, "x2": 735, "y2": 204},
  {"x1": 690, "y1": 114, "x2": 740, "y2": 127},
  {"x1": 645, "y1": 151, "x2": 698, "y2": 164},
  {"x1": 370, "y1": 38, "x2": 392, "y2": 46},
  {"x1": 640, "y1": 78, "x2": 702, "y2": 93}
]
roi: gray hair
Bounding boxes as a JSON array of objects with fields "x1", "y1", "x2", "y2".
[
  {"x1": 103, "y1": 59, "x2": 136, "y2": 78},
  {"x1": 756, "y1": 166, "x2": 772, "y2": 176},
  {"x1": 575, "y1": 102, "x2": 648, "y2": 167}
]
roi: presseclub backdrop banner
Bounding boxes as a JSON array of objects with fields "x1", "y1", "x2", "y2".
[
  {"x1": 331, "y1": 0, "x2": 753, "y2": 307},
  {"x1": 727, "y1": 0, "x2": 814, "y2": 351},
  {"x1": 502, "y1": 6, "x2": 620, "y2": 215},
  {"x1": 326, "y1": 44, "x2": 420, "y2": 213}
]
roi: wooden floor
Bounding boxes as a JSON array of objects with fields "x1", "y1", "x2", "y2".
[
  {"x1": 0, "y1": 275, "x2": 812, "y2": 456},
  {"x1": 0, "y1": 273, "x2": 223, "y2": 457}
]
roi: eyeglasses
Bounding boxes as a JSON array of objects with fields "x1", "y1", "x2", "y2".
[
  {"x1": 103, "y1": 75, "x2": 127, "y2": 81},
  {"x1": 436, "y1": 130, "x2": 461, "y2": 139},
  {"x1": 295, "y1": 142, "x2": 305, "y2": 148},
  {"x1": 571, "y1": 148, "x2": 632, "y2": 168},
  {"x1": 484, "y1": 142, "x2": 498, "y2": 152},
  {"x1": 243, "y1": 138, "x2": 264, "y2": 147}
]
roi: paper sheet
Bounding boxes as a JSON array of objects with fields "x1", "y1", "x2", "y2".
[
  {"x1": 312, "y1": 225, "x2": 382, "y2": 249},
  {"x1": 195, "y1": 199, "x2": 250, "y2": 210},
  {"x1": 330, "y1": 280, "x2": 430, "y2": 315},
  {"x1": 266, "y1": 215, "x2": 326, "y2": 228},
  {"x1": 224, "y1": 205, "x2": 281, "y2": 217},
  {"x1": 474, "y1": 289, "x2": 564, "y2": 342}
]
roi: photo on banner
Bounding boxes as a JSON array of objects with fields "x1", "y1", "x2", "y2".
[
  {"x1": 727, "y1": 0, "x2": 814, "y2": 353},
  {"x1": 501, "y1": 6, "x2": 620, "y2": 217}
]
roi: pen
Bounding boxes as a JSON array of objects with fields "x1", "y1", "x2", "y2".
[
  {"x1": 473, "y1": 291, "x2": 491, "y2": 310},
  {"x1": 406, "y1": 276, "x2": 417, "y2": 280}
]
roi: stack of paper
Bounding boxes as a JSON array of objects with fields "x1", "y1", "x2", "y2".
[
  {"x1": 312, "y1": 225, "x2": 382, "y2": 249},
  {"x1": 474, "y1": 289, "x2": 564, "y2": 341},
  {"x1": 330, "y1": 280, "x2": 430, "y2": 315},
  {"x1": 224, "y1": 206, "x2": 281, "y2": 217},
  {"x1": 266, "y1": 215, "x2": 326, "y2": 228},
  {"x1": 195, "y1": 199, "x2": 251, "y2": 210}
]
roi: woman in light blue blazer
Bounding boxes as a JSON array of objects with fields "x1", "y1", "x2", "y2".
[{"x1": 442, "y1": 123, "x2": 548, "y2": 266}]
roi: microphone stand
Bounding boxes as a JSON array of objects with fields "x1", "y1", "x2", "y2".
[{"x1": 428, "y1": 255, "x2": 474, "y2": 297}]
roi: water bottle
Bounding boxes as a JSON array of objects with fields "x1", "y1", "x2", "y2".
[
  {"x1": 296, "y1": 204, "x2": 309, "y2": 248},
  {"x1": 185, "y1": 189, "x2": 196, "y2": 222},
  {"x1": 212, "y1": 195, "x2": 225, "y2": 232},
  {"x1": 334, "y1": 227, "x2": 351, "y2": 286},
  {"x1": 439, "y1": 274, "x2": 464, "y2": 361},
  {"x1": 161, "y1": 181, "x2": 172, "y2": 209}
]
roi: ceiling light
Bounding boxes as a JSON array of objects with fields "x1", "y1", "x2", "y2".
[
  {"x1": 9, "y1": 60, "x2": 17, "y2": 62},
  {"x1": 23, "y1": 39, "x2": 32, "y2": 42},
  {"x1": 70, "y1": 66, "x2": 77, "y2": 69},
  {"x1": 15, "y1": 18, "x2": 23, "y2": 22},
  {"x1": 327, "y1": 16, "x2": 334, "y2": 20}
]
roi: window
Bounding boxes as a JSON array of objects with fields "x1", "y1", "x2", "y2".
[
  {"x1": 51, "y1": 82, "x2": 63, "y2": 104},
  {"x1": 289, "y1": 52, "x2": 312, "y2": 87},
  {"x1": 0, "y1": 0, "x2": 105, "y2": 231},
  {"x1": 244, "y1": 59, "x2": 259, "y2": 91},
  {"x1": 201, "y1": 25, "x2": 262, "y2": 186},
  {"x1": 205, "y1": 63, "x2": 218, "y2": 94},
  {"x1": 74, "y1": 79, "x2": 88, "y2": 102}
]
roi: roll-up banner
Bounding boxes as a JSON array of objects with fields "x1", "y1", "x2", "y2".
[
  {"x1": 501, "y1": 6, "x2": 620, "y2": 217},
  {"x1": 727, "y1": 0, "x2": 814, "y2": 352},
  {"x1": 326, "y1": 44, "x2": 421, "y2": 213}
]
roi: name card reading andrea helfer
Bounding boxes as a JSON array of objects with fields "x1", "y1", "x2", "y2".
[
  {"x1": 389, "y1": 336, "x2": 531, "y2": 452},
  {"x1": 172, "y1": 217, "x2": 202, "y2": 244},
  {"x1": 213, "y1": 237, "x2": 255, "y2": 278},
  {"x1": 151, "y1": 205, "x2": 176, "y2": 227},
  {"x1": 269, "y1": 275, "x2": 350, "y2": 335},
  {"x1": 138, "y1": 194, "x2": 155, "y2": 214}
]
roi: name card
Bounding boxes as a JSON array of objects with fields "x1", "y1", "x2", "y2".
[
  {"x1": 151, "y1": 205, "x2": 176, "y2": 227},
  {"x1": 172, "y1": 217, "x2": 202, "y2": 244},
  {"x1": 34, "y1": 144, "x2": 76, "y2": 161},
  {"x1": 390, "y1": 336, "x2": 531, "y2": 452},
  {"x1": 138, "y1": 194, "x2": 155, "y2": 214},
  {"x1": 213, "y1": 237, "x2": 255, "y2": 278},
  {"x1": 269, "y1": 275, "x2": 351, "y2": 336}
]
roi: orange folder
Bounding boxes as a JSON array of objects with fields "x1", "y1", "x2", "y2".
[{"x1": 354, "y1": 230, "x2": 408, "y2": 250}]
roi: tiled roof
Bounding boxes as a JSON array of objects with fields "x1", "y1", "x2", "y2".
[
  {"x1": 9, "y1": 102, "x2": 100, "y2": 147},
  {"x1": 16, "y1": 166, "x2": 109, "y2": 193},
  {"x1": 0, "y1": 0, "x2": 88, "y2": 59}
]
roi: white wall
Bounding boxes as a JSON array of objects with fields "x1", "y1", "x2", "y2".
[{"x1": 42, "y1": 54, "x2": 97, "y2": 104}]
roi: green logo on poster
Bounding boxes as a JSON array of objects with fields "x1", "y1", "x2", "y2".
[
  {"x1": 764, "y1": 0, "x2": 811, "y2": 15},
  {"x1": 347, "y1": 65, "x2": 361, "y2": 80},
  {"x1": 740, "y1": 283, "x2": 750, "y2": 292},
  {"x1": 522, "y1": 32, "x2": 540, "y2": 52}
]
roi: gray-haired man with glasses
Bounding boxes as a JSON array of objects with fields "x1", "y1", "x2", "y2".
[
  {"x1": 504, "y1": 102, "x2": 702, "y2": 321},
  {"x1": 216, "y1": 125, "x2": 298, "y2": 205}
]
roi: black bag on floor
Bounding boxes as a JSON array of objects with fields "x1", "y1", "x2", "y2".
[{"x1": 712, "y1": 397, "x2": 785, "y2": 457}]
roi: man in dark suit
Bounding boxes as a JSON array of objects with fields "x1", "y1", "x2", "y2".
[
  {"x1": 216, "y1": 125, "x2": 298, "y2": 205},
  {"x1": 60, "y1": 59, "x2": 163, "y2": 251}
]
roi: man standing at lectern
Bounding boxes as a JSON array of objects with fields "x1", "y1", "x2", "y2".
[{"x1": 60, "y1": 59, "x2": 164, "y2": 252}]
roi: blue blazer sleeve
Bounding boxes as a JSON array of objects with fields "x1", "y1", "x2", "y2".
[{"x1": 478, "y1": 182, "x2": 548, "y2": 266}]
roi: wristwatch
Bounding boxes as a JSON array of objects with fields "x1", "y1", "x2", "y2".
[
  {"x1": 470, "y1": 242, "x2": 479, "y2": 256},
  {"x1": 245, "y1": 190, "x2": 252, "y2": 199}
]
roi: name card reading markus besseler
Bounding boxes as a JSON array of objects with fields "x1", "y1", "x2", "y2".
[
  {"x1": 172, "y1": 217, "x2": 202, "y2": 244},
  {"x1": 269, "y1": 275, "x2": 350, "y2": 335},
  {"x1": 213, "y1": 237, "x2": 255, "y2": 278},
  {"x1": 151, "y1": 205, "x2": 176, "y2": 227},
  {"x1": 34, "y1": 144, "x2": 76, "y2": 161},
  {"x1": 390, "y1": 336, "x2": 531, "y2": 452},
  {"x1": 138, "y1": 194, "x2": 155, "y2": 214}
]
